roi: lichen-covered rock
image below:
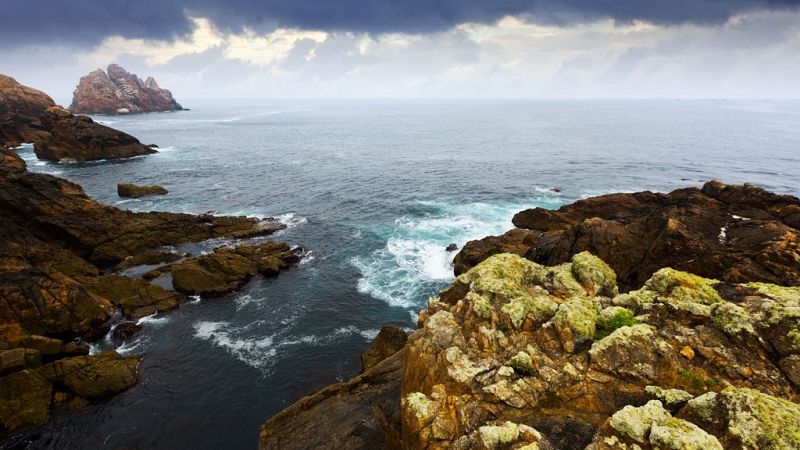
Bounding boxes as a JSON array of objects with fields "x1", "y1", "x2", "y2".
[
  {"x1": 398, "y1": 253, "x2": 800, "y2": 449},
  {"x1": 680, "y1": 387, "x2": 800, "y2": 449}
]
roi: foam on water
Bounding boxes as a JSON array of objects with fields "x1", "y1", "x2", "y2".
[
  {"x1": 193, "y1": 321, "x2": 277, "y2": 370},
  {"x1": 136, "y1": 313, "x2": 171, "y2": 327},
  {"x1": 351, "y1": 197, "x2": 561, "y2": 310}
]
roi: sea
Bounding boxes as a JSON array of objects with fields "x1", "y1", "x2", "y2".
[{"x1": 4, "y1": 99, "x2": 800, "y2": 449}]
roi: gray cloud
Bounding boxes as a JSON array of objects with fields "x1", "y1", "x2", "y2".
[{"x1": 3, "y1": 0, "x2": 800, "y2": 48}]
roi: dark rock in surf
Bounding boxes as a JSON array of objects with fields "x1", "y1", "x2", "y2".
[{"x1": 117, "y1": 183, "x2": 168, "y2": 198}]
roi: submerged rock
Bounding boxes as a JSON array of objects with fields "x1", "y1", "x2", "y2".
[
  {"x1": 70, "y1": 64, "x2": 183, "y2": 115},
  {"x1": 454, "y1": 180, "x2": 800, "y2": 291},
  {"x1": 117, "y1": 183, "x2": 168, "y2": 198}
]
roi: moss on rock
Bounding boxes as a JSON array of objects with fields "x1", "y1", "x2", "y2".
[
  {"x1": 551, "y1": 296, "x2": 601, "y2": 343},
  {"x1": 711, "y1": 302, "x2": 756, "y2": 336},
  {"x1": 719, "y1": 387, "x2": 800, "y2": 449}
]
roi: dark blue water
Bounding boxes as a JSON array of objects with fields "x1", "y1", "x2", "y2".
[{"x1": 6, "y1": 99, "x2": 800, "y2": 449}]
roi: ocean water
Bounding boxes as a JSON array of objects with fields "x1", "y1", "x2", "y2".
[{"x1": 5, "y1": 99, "x2": 800, "y2": 449}]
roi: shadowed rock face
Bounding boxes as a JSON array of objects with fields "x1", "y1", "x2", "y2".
[
  {"x1": 117, "y1": 183, "x2": 168, "y2": 198},
  {"x1": 454, "y1": 181, "x2": 800, "y2": 291},
  {"x1": 0, "y1": 149, "x2": 295, "y2": 433},
  {"x1": 0, "y1": 74, "x2": 156, "y2": 161},
  {"x1": 70, "y1": 64, "x2": 182, "y2": 115}
]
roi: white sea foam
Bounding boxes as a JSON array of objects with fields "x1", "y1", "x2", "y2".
[
  {"x1": 136, "y1": 313, "x2": 171, "y2": 327},
  {"x1": 193, "y1": 321, "x2": 277, "y2": 369},
  {"x1": 351, "y1": 197, "x2": 561, "y2": 310},
  {"x1": 274, "y1": 212, "x2": 308, "y2": 228}
]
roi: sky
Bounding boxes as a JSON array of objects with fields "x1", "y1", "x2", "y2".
[{"x1": 2, "y1": 0, "x2": 800, "y2": 99}]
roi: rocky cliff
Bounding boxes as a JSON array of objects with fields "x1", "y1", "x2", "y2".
[
  {"x1": 260, "y1": 182, "x2": 800, "y2": 450},
  {"x1": 0, "y1": 74, "x2": 156, "y2": 161},
  {"x1": 70, "y1": 64, "x2": 182, "y2": 115},
  {"x1": 0, "y1": 149, "x2": 298, "y2": 433}
]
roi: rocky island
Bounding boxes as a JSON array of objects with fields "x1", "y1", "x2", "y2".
[
  {"x1": 0, "y1": 74, "x2": 156, "y2": 161},
  {"x1": 70, "y1": 64, "x2": 183, "y2": 115},
  {"x1": 260, "y1": 181, "x2": 800, "y2": 450}
]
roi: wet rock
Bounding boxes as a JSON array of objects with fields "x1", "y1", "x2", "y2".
[
  {"x1": 260, "y1": 349, "x2": 405, "y2": 450},
  {"x1": 37, "y1": 351, "x2": 139, "y2": 400},
  {"x1": 115, "y1": 250, "x2": 185, "y2": 270},
  {"x1": 111, "y1": 322, "x2": 143, "y2": 344},
  {"x1": 0, "y1": 348, "x2": 41, "y2": 376},
  {"x1": 117, "y1": 183, "x2": 168, "y2": 198},
  {"x1": 455, "y1": 181, "x2": 800, "y2": 291},
  {"x1": 169, "y1": 242, "x2": 300, "y2": 296},
  {"x1": 445, "y1": 243, "x2": 458, "y2": 252},
  {"x1": 0, "y1": 369, "x2": 52, "y2": 431},
  {"x1": 70, "y1": 64, "x2": 183, "y2": 115},
  {"x1": 361, "y1": 325, "x2": 408, "y2": 372}
]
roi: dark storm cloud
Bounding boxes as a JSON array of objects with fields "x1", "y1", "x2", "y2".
[{"x1": 3, "y1": 0, "x2": 800, "y2": 47}]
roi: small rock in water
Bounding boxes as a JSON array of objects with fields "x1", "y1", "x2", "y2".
[
  {"x1": 446, "y1": 243, "x2": 459, "y2": 252},
  {"x1": 118, "y1": 183, "x2": 168, "y2": 198},
  {"x1": 112, "y1": 322, "x2": 143, "y2": 344}
]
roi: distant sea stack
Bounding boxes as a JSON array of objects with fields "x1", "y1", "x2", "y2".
[{"x1": 69, "y1": 64, "x2": 183, "y2": 115}]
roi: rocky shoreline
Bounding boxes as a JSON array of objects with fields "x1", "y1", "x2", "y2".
[
  {"x1": 70, "y1": 64, "x2": 183, "y2": 115},
  {"x1": 0, "y1": 78, "x2": 300, "y2": 434},
  {"x1": 260, "y1": 181, "x2": 800, "y2": 449}
]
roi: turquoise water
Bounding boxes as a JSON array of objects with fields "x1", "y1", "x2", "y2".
[{"x1": 5, "y1": 99, "x2": 800, "y2": 449}]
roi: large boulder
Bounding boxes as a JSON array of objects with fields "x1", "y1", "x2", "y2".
[
  {"x1": 69, "y1": 64, "x2": 183, "y2": 115},
  {"x1": 454, "y1": 181, "x2": 800, "y2": 291}
]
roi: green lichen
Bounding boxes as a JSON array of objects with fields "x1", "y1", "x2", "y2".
[
  {"x1": 609, "y1": 400, "x2": 672, "y2": 443},
  {"x1": 468, "y1": 292, "x2": 493, "y2": 320},
  {"x1": 427, "y1": 296, "x2": 441, "y2": 309},
  {"x1": 612, "y1": 288, "x2": 658, "y2": 310},
  {"x1": 595, "y1": 309, "x2": 639, "y2": 340},
  {"x1": 510, "y1": 351, "x2": 536, "y2": 376},
  {"x1": 570, "y1": 251, "x2": 619, "y2": 297},
  {"x1": 677, "y1": 368, "x2": 718, "y2": 392},
  {"x1": 551, "y1": 296, "x2": 601, "y2": 343},
  {"x1": 589, "y1": 323, "x2": 655, "y2": 357},
  {"x1": 445, "y1": 347, "x2": 489, "y2": 384},
  {"x1": 478, "y1": 421, "x2": 522, "y2": 448},
  {"x1": 711, "y1": 302, "x2": 756, "y2": 336},
  {"x1": 649, "y1": 417, "x2": 723, "y2": 450},
  {"x1": 544, "y1": 263, "x2": 586, "y2": 297},
  {"x1": 720, "y1": 387, "x2": 800, "y2": 449},
  {"x1": 746, "y1": 282, "x2": 800, "y2": 303},
  {"x1": 686, "y1": 392, "x2": 718, "y2": 422},
  {"x1": 459, "y1": 253, "x2": 541, "y2": 291},
  {"x1": 645, "y1": 386, "x2": 694, "y2": 406},
  {"x1": 642, "y1": 268, "x2": 723, "y2": 316},
  {"x1": 562, "y1": 362, "x2": 580, "y2": 379},
  {"x1": 500, "y1": 288, "x2": 558, "y2": 329},
  {"x1": 788, "y1": 329, "x2": 800, "y2": 352},
  {"x1": 406, "y1": 392, "x2": 432, "y2": 419}
]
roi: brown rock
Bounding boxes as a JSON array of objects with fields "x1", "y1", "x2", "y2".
[
  {"x1": 361, "y1": 326, "x2": 408, "y2": 372},
  {"x1": 0, "y1": 74, "x2": 157, "y2": 161},
  {"x1": 111, "y1": 322, "x2": 143, "y2": 344},
  {"x1": 0, "y1": 369, "x2": 52, "y2": 431},
  {"x1": 456, "y1": 181, "x2": 800, "y2": 291},
  {"x1": 69, "y1": 64, "x2": 183, "y2": 115},
  {"x1": 37, "y1": 351, "x2": 139, "y2": 400},
  {"x1": 117, "y1": 183, "x2": 168, "y2": 198},
  {"x1": 260, "y1": 349, "x2": 405, "y2": 450},
  {"x1": 169, "y1": 242, "x2": 300, "y2": 296},
  {"x1": 0, "y1": 348, "x2": 41, "y2": 375}
]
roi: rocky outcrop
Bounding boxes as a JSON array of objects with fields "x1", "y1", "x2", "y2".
[
  {"x1": 117, "y1": 183, "x2": 168, "y2": 198},
  {"x1": 260, "y1": 349, "x2": 406, "y2": 450},
  {"x1": 454, "y1": 181, "x2": 800, "y2": 291},
  {"x1": 166, "y1": 241, "x2": 300, "y2": 296},
  {"x1": 261, "y1": 182, "x2": 800, "y2": 450},
  {"x1": 0, "y1": 74, "x2": 156, "y2": 161},
  {"x1": 70, "y1": 64, "x2": 182, "y2": 115},
  {"x1": 0, "y1": 149, "x2": 296, "y2": 432},
  {"x1": 362, "y1": 326, "x2": 409, "y2": 372},
  {"x1": 398, "y1": 253, "x2": 799, "y2": 449}
]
